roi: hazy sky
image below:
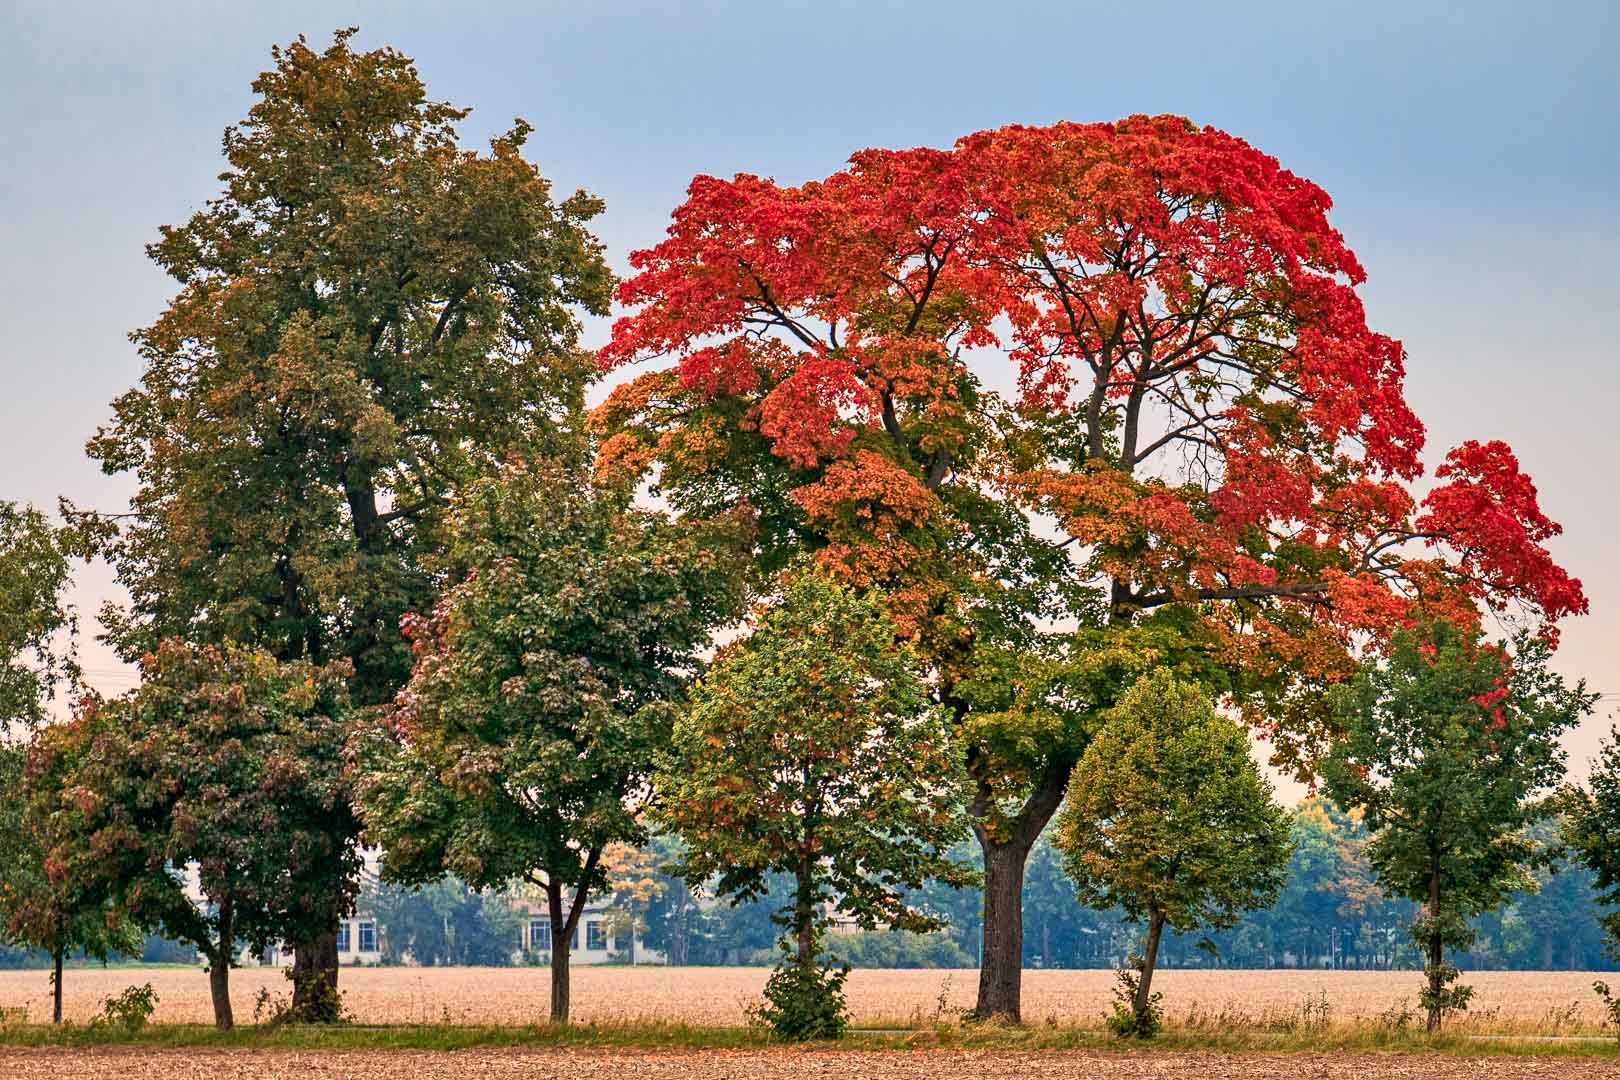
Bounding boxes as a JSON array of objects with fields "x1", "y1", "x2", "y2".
[{"x1": 2, "y1": 2, "x2": 1616, "y2": 774}]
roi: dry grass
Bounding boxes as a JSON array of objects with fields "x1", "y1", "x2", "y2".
[{"x1": 1, "y1": 965, "x2": 1612, "y2": 1035}]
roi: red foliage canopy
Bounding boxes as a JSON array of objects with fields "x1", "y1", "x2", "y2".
[{"x1": 599, "y1": 115, "x2": 1583, "y2": 676}]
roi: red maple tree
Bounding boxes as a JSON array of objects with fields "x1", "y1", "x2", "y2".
[{"x1": 597, "y1": 115, "x2": 1585, "y2": 1018}]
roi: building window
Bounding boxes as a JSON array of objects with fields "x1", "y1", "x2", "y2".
[
  {"x1": 358, "y1": 921, "x2": 377, "y2": 953},
  {"x1": 530, "y1": 920, "x2": 551, "y2": 952},
  {"x1": 587, "y1": 920, "x2": 607, "y2": 951},
  {"x1": 336, "y1": 922, "x2": 351, "y2": 953}
]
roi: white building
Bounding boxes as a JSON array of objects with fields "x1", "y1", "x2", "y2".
[
  {"x1": 257, "y1": 911, "x2": 382, "y2": 967},
  {"x1": 511, "y1": 897, "x2": 664, "y2": 965}
]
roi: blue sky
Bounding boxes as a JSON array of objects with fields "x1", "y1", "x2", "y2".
[{"x1": 2, "y1": 1, "x2": 1616, "y2": 763}]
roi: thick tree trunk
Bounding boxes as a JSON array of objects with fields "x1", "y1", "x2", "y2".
[
  {"x1": 290, "y1": 931, "x2": 341, "y2": 1021},
  {"x1": 975, "y1": 833, "x2": 1032, "y2": 1021},
  {"x1": 1135, "y1": 908, "x2": 1165, "y2": 1018},
  {"x1": 51, "y1": 942, "x2": 63, "y2": 1025},
  {"x1": 970, "y1": 756, "x2": 1072, "y2": 1022}
]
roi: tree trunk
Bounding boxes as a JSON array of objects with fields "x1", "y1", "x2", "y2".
[
  {"x1": 290, "y1": 931, "x2": 341, "y2": 1022},
  {"x1": 1134, "y1": 908, "x2": 1166, "y2": 1018},
  {"x1": 51, "y1": 941, "x2": 63, "y2": 1025},
  {"x1": 547, "y1": 879, "x2": 571, "y2": 1025},
  {"x1": 1426, "y1": 872, "x2": 1443, "y2": 1035},
  {"x1": 208, "y1": 952, "x2": 233, "y2": 1031},
  {"x1": 970, "y1": 756, "x2": 1072, "y2": 1022},
  {"x1": 794, "y1": 857, "x2": 816, "y2": 969},
  {"x1": 550, "y1": 931, "x2": 570, "y2": 1024},
  {"x1": 672, "y1": 899, "x2": 690, "y2": 966},
  {"x1": 975, "y1": 832, "x2": 1032, "y2": 1021},
  {"x1": 1540, "y1": 934, "x2": 1553, "y2": 970}
]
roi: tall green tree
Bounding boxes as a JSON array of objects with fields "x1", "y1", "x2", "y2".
[
  {"x1": 74, "y1": 28, "x2": 613, "y2": 1015},
  {"x1": 658, "y1": 571, "x2": 975, "y2": 1039},
  {"x1": 1323, "y1": 621, "x2": 1592, "y2": 1032},
  {"x1": 1054, "y1": 670, "x2": 1292, "y2": 1035},
  {"x1": 353, "y1": 455, "x2": 744, "y2": 1024},
  {"x1": 37, "y1": 640, "x2": 356, "y2": 1029}
]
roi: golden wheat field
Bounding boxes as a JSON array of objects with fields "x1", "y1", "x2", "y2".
[{"x1": 2, "y1": 965, "x2": 1614, "y2": 1031}]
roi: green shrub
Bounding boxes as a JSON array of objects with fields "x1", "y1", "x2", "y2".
[
  {"x1": 89, "y1": 983, "x2": 157, "y2": 1033},
  {"x1": 751, "y1": 955, "x2": 850, "y2": 1041},
  {"x1": 1594, "y1": 980, "x2": 1620, "y2": 1043},
  {"x1": 1105, "y1": 955, "x2": 1162, "y2": 1039}
]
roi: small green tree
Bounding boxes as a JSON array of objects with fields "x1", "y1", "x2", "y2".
[
  {"x1": 0, "y1": 503, "x2": 139, "y2": 1022},
  {"x1": 657, "y1": 571, "x2": 975, "y2": 1040},
  {"x1": 1054, "y1": 670, "x2": 1292, "y2": 1037},
  {"x1": 1323, "y1": 621, "x2": 1592, "y2": 1033},
  {"x1": 1, "y1": 738, "x2": 140, "y2": 1024},
  {"x1": 353, "y1": 456, "x2": 745, "y2": 1024},
  {"x1": 1564, "y1": 722, "x2": 1620, "y2": 970},
  {"x1": 38, "y1": 641, "x2": 358, "y2": 1030}
]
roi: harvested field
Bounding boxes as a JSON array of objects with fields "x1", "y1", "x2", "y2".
[
  {"x1": 2, "y1": 1047, "x2": 1617, "y2": 1080},
  {"x1": 1, "y1": 966, "x2": 1613, "y2": 1031}
]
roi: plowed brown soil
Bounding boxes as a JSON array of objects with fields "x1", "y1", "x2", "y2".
[{"x1": 2, "y1": 1046, "x2": 1616, "y2": 1080}]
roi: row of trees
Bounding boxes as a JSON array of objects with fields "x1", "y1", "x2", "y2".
[
  {"x1": 0, "y1": 28, "x2": 1611, "y2": 1039},
  {"x1": 14, "y1": 795, "x2": 1613, "y2": 977}
]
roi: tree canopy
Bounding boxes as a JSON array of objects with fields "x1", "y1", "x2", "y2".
[
  {"x1": 35, "y1": 640, "x2": 356, "y2": 1029},
  {"x1": 1055, "y1": 670, "x2": 1292, "y2": 1032},
  {"x1": 1322, "y1": 621, "x2": 1594, "y2": 1031},
  {"x1": 658, "y1": 571, "x2": 975, "y2": 1037},
  {"x1": 1564, "y1": 724, "x2": 1620, "y2": 956},
  {"x1": 0, "y1": 503, "x2": 77, "y2": 730},
  {"x1": 593, "y1": 114, "x2": 1586, "y2": 1018},
  {"x1": 75, "y1": 26, "x2": 616, "y2": 1012},
  {"x1": 353, "y1": 454, "x2": 747, "y2": 1023}
]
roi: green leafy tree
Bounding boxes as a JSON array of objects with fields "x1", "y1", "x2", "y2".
[
  {"x1": 0, "y1": 503, "x2": 78, "y2": 730},
  {"x1": 1511, "y1": 818, "x2": 1600, "y2": 969},
  {"x1": 1054, "y1": 670, "x2": 1292, "y2": 1035},
  {"x1": 658, "y1": 571, "x2": 976, "y2": 1039},
  {"x1": 444, "y1": 890, "x2": 521, "y2": 966},
  {"x1": 362, "y1": 878, "x2": 457, "y2": 966},
  {"x1": 37, "y1": 640, "x2": 356, "y2": 1029},
  {"x1": 0, "y1": 504, "x2": 127, "y2": 1022},
  {"x1": 353, "y1": 456, "x2": 744, "y2": 1023},
  {"x1": 633, "y1": 835, "x2": 713, "y2": 966},
  {"x1": 74, "y1": 28, "x2": 612, "y2": 1014},
  {"x1": 1323, "y1": 621, "x2": 1592, "y2": 1032},
  {"x1": 1, "y1": 738, "x2": 138, "y2": 1023},
  {"x1": 1565, "y1": 722, "x2": 1620, "y2": 957}
]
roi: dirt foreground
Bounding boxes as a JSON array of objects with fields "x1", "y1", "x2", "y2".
[{"x1": 3, "y1": 1047, "x2": 1616, "y2": 1080}]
